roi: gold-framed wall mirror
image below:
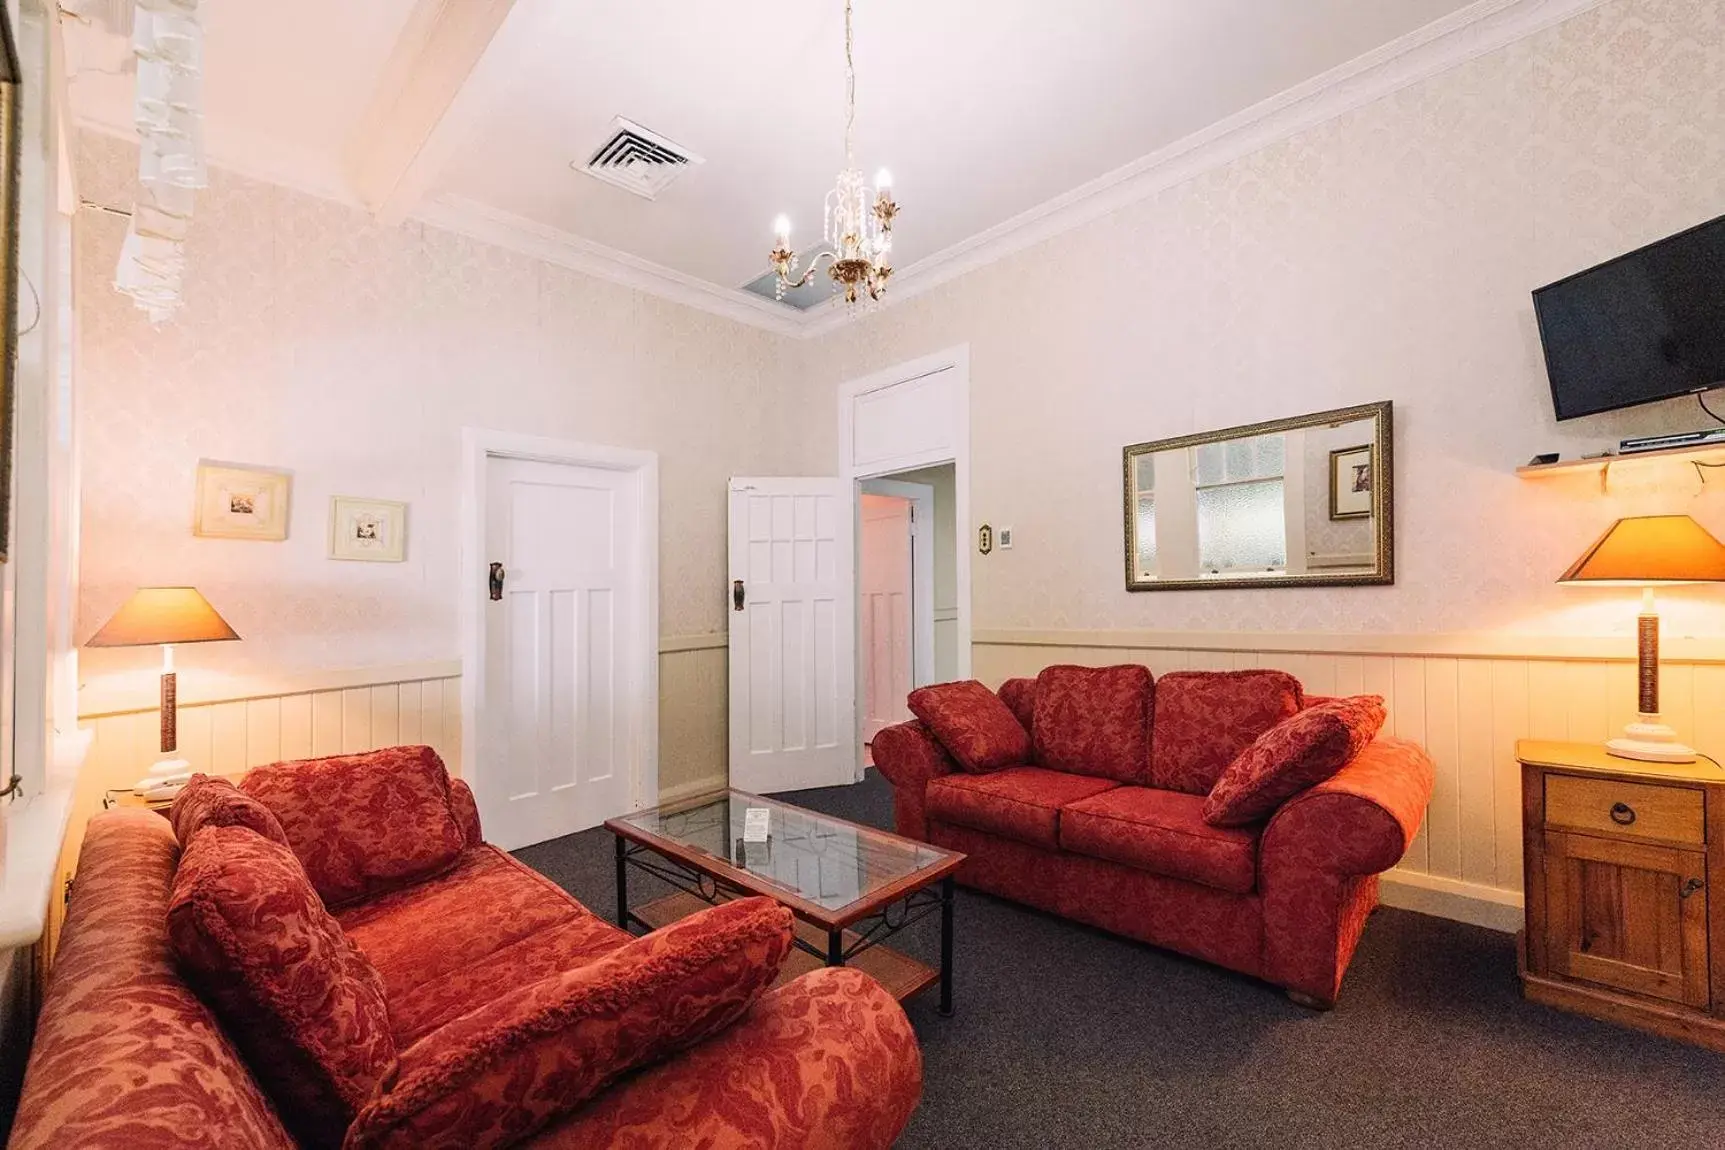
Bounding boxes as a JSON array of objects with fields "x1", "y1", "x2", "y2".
[{"x1": 1123, "y1": 401, "x2": 1393, "y2": 592}]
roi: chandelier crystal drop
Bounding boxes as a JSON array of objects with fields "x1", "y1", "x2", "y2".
[{"x1": 769, "y1": 0, "x2": 897, "y2": 306}]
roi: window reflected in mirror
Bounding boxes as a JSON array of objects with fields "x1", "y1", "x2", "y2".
[{"x1": 1123, "y1": 402, "x2": 1392, "y2": 591}]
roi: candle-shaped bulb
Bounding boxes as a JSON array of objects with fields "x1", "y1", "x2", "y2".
[
  {"x1": 773, "y1": 215, "x2": 792, "y2": 247},
  {"x1": 874, "y1": 169, "x2": 893, "y2": 194}
]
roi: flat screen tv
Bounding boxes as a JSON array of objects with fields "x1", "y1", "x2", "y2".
[{"x1": 1533, "y1": 214, "x2": 1725, "y2": 421}]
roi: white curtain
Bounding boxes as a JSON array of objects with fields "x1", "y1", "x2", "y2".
[{"x1": 113, "y1": 0, "x2": 205, "y2": 324}]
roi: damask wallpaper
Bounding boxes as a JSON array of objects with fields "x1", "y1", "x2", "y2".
[
  {"x1": 73, "y1": 132, "x2": 820, "y2": 692},
  {"x1": 802, "y1": 0, "x2": 1725, "y2": 641}
]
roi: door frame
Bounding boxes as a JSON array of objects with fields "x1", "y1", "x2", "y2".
[
  {"x1": 857, "y1": 477, "x2": 935, "y2": 692},
  {"x1": 458, "y1": 428, "x2": 661, "y2": 824},
  {"x1": 839, "y1": 345, "x2": 972, "y2": 776}
]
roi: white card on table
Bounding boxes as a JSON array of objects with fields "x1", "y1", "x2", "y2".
[{"x1": 743, "y1": 807, "x2": 771, "y2": 843}]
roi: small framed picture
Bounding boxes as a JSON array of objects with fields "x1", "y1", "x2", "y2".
[
  {"x1": 194, "y1": 461, "x2": 292, "y2": 540},
  {"x1": 329, "y1": 496, "x2": 407, "y2": 562},
  {"x1": 1329, "y1": 445, "x2": 1374, "y2": 521}
]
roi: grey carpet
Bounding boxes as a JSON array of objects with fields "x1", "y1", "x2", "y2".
[{"x1": 514, "y1": 772, "x2": 1725, "y2": 1149}]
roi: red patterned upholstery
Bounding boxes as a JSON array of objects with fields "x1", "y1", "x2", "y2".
[
  {"x1": 21, "y1": 764, "x2": 924, "y2": 1149},
  {"x1": 10, "y1": 812, "x2": 298, "y2": 1150},
  {"x1": 346, "y1": 898, "x2": 794, "y2": 1150},
  {"x1": 1205, "y1": 696, "x2": 1387, "y2": 827},
  {"x1": 169, "y1": 773, "x2": 291, "y2": 848},
  {"x1": 1260, "y1": 738, "x2": 1434, "y2": 1004},
  {"x1": 907, "y1": 679, "x2": 1031, "y2": 773},
  {"x1": 996, "y1": 676, "x2": 1038, "y2": 735},
  {"x1": 243, "y1": 745, "x2": 468, "y2": 908},
  {"x1": 870, "y1": 719, "x2": 956, "y2": 839},
  {"x1": 1150, "y1": 670, "x2": 1303, "y2": 794},
  {"x1": 520, "y1": 968, "x2": 920, "y2": 1150},
  {"x1": 1031, "y1": 664, "x2": 1154, "y2": 784},
  {"x1": 450, "y1": 777, "x2": 483, "y2": 845},
  {"x1": 1061, "y1": 787, "x2": 1259, "y2": 894},
  {"x1": 874, "y1": 659, "x2": 1434, "y2": 1006},
  {"x1": 926, "y1": 766, "x2": 1118, "y2": 850},
  {"x1": 167, "y1": 826, "x2": 398, "y2": 1147}
]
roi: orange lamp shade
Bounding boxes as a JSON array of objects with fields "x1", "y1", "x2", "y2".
[
  {"x1": 1558, "y1": 515, "x2": 1725, "y2": 586},
  {"x1": 86, "y1": 587, "x2": 240, "y2": 648}
]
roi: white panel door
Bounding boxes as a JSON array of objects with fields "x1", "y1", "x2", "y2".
[
  {"x1": 728, "y1": 478, "x2": 856, "y2": 794},
  {"x1": 482, "y1": 456, "x2": 640, "y2": 848},
  {"x1": 859, "y1": 494, "x2": 913, "y2": 743}
]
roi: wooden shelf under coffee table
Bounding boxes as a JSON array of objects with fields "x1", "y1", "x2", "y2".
[{"x1": 606, "y1": 789, "x2": 965, "y2": 1015}]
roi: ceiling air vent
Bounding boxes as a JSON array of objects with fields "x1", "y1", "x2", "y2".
[{"x1": 576, "y1": 118, "x2": 704, "y2": 200}]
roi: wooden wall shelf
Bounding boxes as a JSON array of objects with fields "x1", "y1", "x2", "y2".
[{"x1": 1516, "y1": 442, "x2": 1725, "y2": 480}]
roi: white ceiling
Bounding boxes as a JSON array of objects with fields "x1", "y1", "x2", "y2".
[{"x1": 65, "y1": 0, "x2": 1529, "y2": 322}]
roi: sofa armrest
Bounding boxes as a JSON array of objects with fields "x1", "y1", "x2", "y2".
[
  {"x1": 870, "y1": 720, "x2": 957, "y2": 840},
  {"x1": 450, "y1": 778, "x2": 482, "y2": 845},
  {"x1": 539, "y1": 968, "x2": 922, "y2": 1150},
  {"x1": 1261, "y1": 737, "x2": 1435, "y2": 877}
]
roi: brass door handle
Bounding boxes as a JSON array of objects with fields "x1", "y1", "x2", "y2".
[
  {"x1": 1609, "y1": 802, "x2": 1636, "y2": 826},
  {"x1": 489, "y1": 562, "x2": 506, "y2": 601},
  {"x1": 732, "y1": 579, "x2": 746, "y2": 611},
  {"x1": 1681, "y1": 878, "x2": 1705, "y2": 900}
]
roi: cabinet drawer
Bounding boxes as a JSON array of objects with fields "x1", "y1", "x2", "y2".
[{"x1": 1545, "y1": 775, "x2": 1704, "y2": 846}]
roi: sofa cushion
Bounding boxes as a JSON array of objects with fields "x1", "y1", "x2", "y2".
[
  {"x1": 345, "y1": 897, "x2": 794, "y2": 1150},
  {"x1": 169, "y1": 774, "x2": 291, "y2": 849},
  {"x1": 242, "y1": 745, "x2": 468, "y2": 908},
  {"x1": 1060, "y1": 787, "x2": 1259, "y2": 894},
  {"x1": 1150, "y1": 670, "x2": 1304, "y2": 794},
  {"x1": 926, "y1": 766, "x2": 1119, "y2": 850},
  {"x1": 907, "y1": 679, "x2": 1032, "y2": 773},
  {"x1": 167, "y1": 825, "x2": 398, "y2": 1148},
  {"x1": 1030, "y1": 664, "x2": 1154, "y2": 784},
  {"x1": 997, "y1": 677, "x2": 1038, "y2": 735},
  {"x1": 1205, "y1": 696, "x2": 1388, "y2": 827}
]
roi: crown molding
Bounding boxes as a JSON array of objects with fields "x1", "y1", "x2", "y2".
[
  {"x1": 413, "y1": 195, "x2": 806, "y2": 337},
  {"x1": 796, "y1": 0, "x2": 1609, "y2": 339}
]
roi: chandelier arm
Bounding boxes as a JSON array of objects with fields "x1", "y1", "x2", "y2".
[{"x1": 776, "y1": 249, "x2": 836, "y2": 291}]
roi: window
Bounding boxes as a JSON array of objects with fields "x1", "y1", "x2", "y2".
[{"x1": 1193, "y1": 434, "x2": 1286, "y2": 575}]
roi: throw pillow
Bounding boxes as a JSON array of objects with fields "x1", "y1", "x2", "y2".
[
  {"x1": 1150, "y1": 670, "x2": 1304, "y2": 794},
  {"x1": 168, "y1": 825, "x2": 398, "y2": 1148},
  {"x1": 169, "y1": 774, "x2": 291, "y2": 849},
  {"x1": 1031, "y1": 664, "x2": 1154, "y2": 784},
  {"x1": 242, "y1": 745, "x2": 468, "y2": 908},
  {"x1": 996, "y1": 677, "x2": 1038, "y2": 735},
  {"x1": 345, "y1": 896, "x2": 795, "y2": 1150},
  {"x1": 907, "y1": 680, "x2": 1032, "y2": 773},
  {"x1": 1203, "y1": 695, "x2": 1387, "y2": 827}
]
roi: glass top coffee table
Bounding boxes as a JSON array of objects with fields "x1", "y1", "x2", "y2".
[{"x1": 606, "y1": 789, "x2": 965, "y2": 1015}]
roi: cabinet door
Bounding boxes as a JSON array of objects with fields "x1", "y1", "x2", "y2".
[{"x1": 1545, "y1": 831, "x2": 1709, "y2": 1008}]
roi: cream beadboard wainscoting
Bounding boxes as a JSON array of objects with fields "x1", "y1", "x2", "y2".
[
  {"x1": 973, "y1": 629, "x2": 1725, "y2": 933},
  {"x1": 55, "y1": 636, "x2": 730, "y2": 956}
]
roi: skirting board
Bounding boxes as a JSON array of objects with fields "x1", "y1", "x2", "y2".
[
  {"x1": 657, "y1": 774, "x2": 728, "y2": 806},
  {"x1": 1379, "y1": 868, "x2": 1523, "y2": 933}
]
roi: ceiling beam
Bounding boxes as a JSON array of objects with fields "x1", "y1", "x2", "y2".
[{"x1": 345, "y1": 0, "x2": 521, "y2": 224}]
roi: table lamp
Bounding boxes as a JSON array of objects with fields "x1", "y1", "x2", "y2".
[
  {"x1": 1559, "y1": 515, "x2": 1725, "y2": 763},
  {"x1": 86, "y1": 587, "x2": 240, "y2": 788}
]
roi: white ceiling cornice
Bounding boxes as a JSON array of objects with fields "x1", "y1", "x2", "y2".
[
  {"x1": 73, "y1": 0, "x2": 1608, "y2": 341},
  {"x1": 412, "y1": 195, "x2": 807, "y2": 336}
]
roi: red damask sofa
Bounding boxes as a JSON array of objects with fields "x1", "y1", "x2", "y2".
[
  {"x1": 10, "y1": 747, "x2": 921, "y2": 1149},
  {"x1": 873, "y1": 666, "x2": 1435, "y2": 1008}
]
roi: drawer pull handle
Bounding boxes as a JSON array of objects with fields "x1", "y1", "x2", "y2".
[
  {"x1": 1609, "y1": 802, "x2": 1636, "y2": 826},
  {"x1": 1681, "y1": 878, "x2": 1705, "y2": 900}
]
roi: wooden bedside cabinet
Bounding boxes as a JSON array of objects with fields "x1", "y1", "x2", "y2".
[{"x1": 1519, "y1": 739, "x2": 1725, "y2": 1050}]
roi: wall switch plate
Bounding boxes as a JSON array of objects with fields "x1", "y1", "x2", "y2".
[{"x1": 998, "y1": 526, "x2": 1014, "y2": 549}]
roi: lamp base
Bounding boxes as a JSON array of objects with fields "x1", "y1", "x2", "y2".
[{"x1": 1607, "y1": 718, "x2": 1698, "y2": 764}]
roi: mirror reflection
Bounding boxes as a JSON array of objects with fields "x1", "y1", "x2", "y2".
[{"x1": 1124, "y1": 402, "x2": 1392, "y2": 590}]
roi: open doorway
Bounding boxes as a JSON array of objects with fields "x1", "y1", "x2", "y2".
[{"x1": 857, "y1": 463, "x2": 957, "y2": 761}]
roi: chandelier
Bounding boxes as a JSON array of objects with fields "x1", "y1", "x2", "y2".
[{"x1": 769, "y1": 0, "x2": 897, "y2": 306}]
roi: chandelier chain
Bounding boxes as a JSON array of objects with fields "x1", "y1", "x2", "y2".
[{"x1": 844, "y1": 0, "x2": 856, "y2": 166}]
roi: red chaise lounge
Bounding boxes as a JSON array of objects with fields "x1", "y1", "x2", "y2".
[
  {"x1": 872, "y1": 665, "x2": 1435, "y2": 1008},
  {"x1": 10, "y1": 747, "x2": 922, "y2": 1149}
]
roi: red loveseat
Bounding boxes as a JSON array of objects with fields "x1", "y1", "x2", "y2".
[
  {"x1": 873, "y1": 667, "x2": 1435, "y2": 1007},
  {"x1": 11, "y1": 748, "x2": 922, "y2": 1149}
]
